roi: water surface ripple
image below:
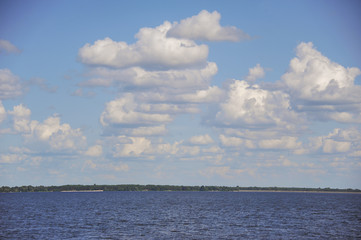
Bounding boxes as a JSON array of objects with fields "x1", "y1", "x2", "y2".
[{"x1": 1, "y1": 191, "x2": 360, "y2": 239}]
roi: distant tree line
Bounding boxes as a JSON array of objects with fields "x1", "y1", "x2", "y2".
[{"x1": 0, "y1": 184, "x2": 360, "y2": 193}]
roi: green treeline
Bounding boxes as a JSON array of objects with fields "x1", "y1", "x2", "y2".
[{"x1": 0, "y1": 184, "x2": 360, "y2": 193}]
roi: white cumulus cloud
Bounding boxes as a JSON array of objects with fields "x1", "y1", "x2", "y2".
[
  {"x1": 78, "y1": 21, "x2": 208, "y2": 69},
  {"x1": 215, "y1": 80, "x2": 300, "y2": 129},
  {"x1": 167, "y1": 10, "x2": 250, "y2": 42},
  {"x1": 245, "y1": 64, "x2": 265, "y2": 83},
  {"x1": 113, "y1": 137, "x2": 152, "y2": 157},
  {"x1": 282, "y1": 42, "x2": 361, "y2": 122},
  {"x1": 27, "y1": 116, "x2": 87, "y2": 151},
  {"x1": 298, "y1": 127, "x2": 361, "y2": 155},
  {"x1": 5, "y1": 104, "x2": 87, "y2": 153},
  {"x1": 323, "y1": 139, "x2": 351, "y2": 153},
  {"x1": 100, "y1": 93, "x2": 172, "y2": 127},
  {"x1": 7, "y1": 105, "x2": 87, "y2": 152},
  {"x1": 9, "y1": 104, "x2": 32, "y2": 133}
]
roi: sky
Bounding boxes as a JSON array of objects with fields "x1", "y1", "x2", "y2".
[{"x1": 1, "y1": 0, "x2": 361, "y2": 188}]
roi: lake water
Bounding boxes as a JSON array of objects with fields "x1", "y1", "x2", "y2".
[{"x1": 1, "y1": 191, "x2": 360, "y2": 239}]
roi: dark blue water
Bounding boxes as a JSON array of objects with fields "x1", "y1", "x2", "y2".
[{"x1": 1, "y1": 191, "x2": 360, "y2": 239}]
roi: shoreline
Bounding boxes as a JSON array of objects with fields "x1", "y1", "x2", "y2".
[
  {"x1": 1, "y1": 184, "x2": 360, "y2": 193},
  {"x1": 60, "y1": 190, "x2": 104, "y2": 193},
  {"x1": 231, "y1": 190, "x2": 361, "y2": 194},
  {"x1": 2, "y1": 190, "x2": 360, "y2": 194}
]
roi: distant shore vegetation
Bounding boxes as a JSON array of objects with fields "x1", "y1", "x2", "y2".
[{"x1": 0, "y1": 184, "x2": 360, "y2": 193}]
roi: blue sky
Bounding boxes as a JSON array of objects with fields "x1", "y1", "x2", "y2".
[{"x1": 1, "y1": 0, "x2": 361, "y2": 188}]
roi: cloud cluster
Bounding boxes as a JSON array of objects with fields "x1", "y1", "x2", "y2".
[
  {"x1": 282, "y1": 42, "x2": 361, "y2": 123},
  {"x1": 299, "y1": 127, "x2": 361, "y2": 155},
  {"x1": 109, "y1": 135, "x2": 220, "y2": 160},
  {"x1": 78, "y1": 9, "x2": 361, "y2": 181},
  {"x1": 214, "y1": 41, "x2": 361, "y2": 130},
  {"x1": 215, "y1": 80, "x2": 300, "y2": 130},
  {"x1": 5, "y1": 104, "x2": 86, "y2": 152},
  {"x1": 3, "y1": 10, "x2": 360, "y2": 186},
  {"x1": 78, "y1": 10, "x2": 249, "y2": 70},
  {"x1": 209, "y1": 43, "x2": 360, "y2": 181},
  {"x1": 26, "y1": 116, "x2": 86, "y2": 151},
  {"x1": 78, "y1": 10, "x2": 245, "y2": 137}
]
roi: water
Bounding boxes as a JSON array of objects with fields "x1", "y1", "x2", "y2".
[{"x1": 1, "y1": 191, "x2": 360, "y2": 239}]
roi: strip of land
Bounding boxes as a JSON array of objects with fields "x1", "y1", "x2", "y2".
[
  {"x1": 60, "y1": 190, "x2": 104, "y2": 193},
  {"x1": 1, "y1": 184, "x2": 360, "y2": 193}
]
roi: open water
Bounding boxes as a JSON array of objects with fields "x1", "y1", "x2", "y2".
[{"x1": 0, "y1": 191, "x2": 360, "y2": 239}]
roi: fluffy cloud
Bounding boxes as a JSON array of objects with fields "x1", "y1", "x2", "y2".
[
  {"x1": 0, "y1": 39, "x2": 21, "y2": 54},
  {"x1": 215, "y1": 80, "x2": 300, "y2": 129},
  {"x1": 78, "y1": 21, "x2": 208, "y2": 69},
  {"x1": 26, "y1": 116, "x2": 87, "y2": 151},
  {"x1": 298, "y1": 127, "x2": 361, "y2": 155},
  {"x1": 323, "y1": 139, "x2": 351, "y2": 153},
  {"x1": 282, "y1": 42, "x2": 361, "y2": 122},
  {"x1": 110, "y1": 135, "x2": 222, "y2": 160},
  {"x1": 100, "y1": 93, "x2": 172, "y2": 127},
  {"x1": 167, "y1": 10, "x2": 250, "y2": 42},
  {"x1": 9, "y1": 104, "x2": 32, "y2": 133},
  {"x1": 219, "y1": 134, "x2": 245, "y2": 147},
  {"x1": 321, "y1": 128, "x2": 360, "y2": 154},
  {"x1": 84, "y1": 145, "x2": 103, "y2": 157},
  {"x1": 245, "y1": 64, "x2": 265, "y2": 83},
  {"x1": 5, "y1": 103, "x2": 87, "y2": 152},
  {"x1": 112, "y1": 136, "x2": 179, "y2": 157},
  {"x1": 189, "y1": 134, "x2": 214, "y2": 145},
  {"x1": 114, "y1": 137, "x2": 152, "y2": 157},
  {"x1": 0, "y1": 69, "x2": 23, "y2": 99}
]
